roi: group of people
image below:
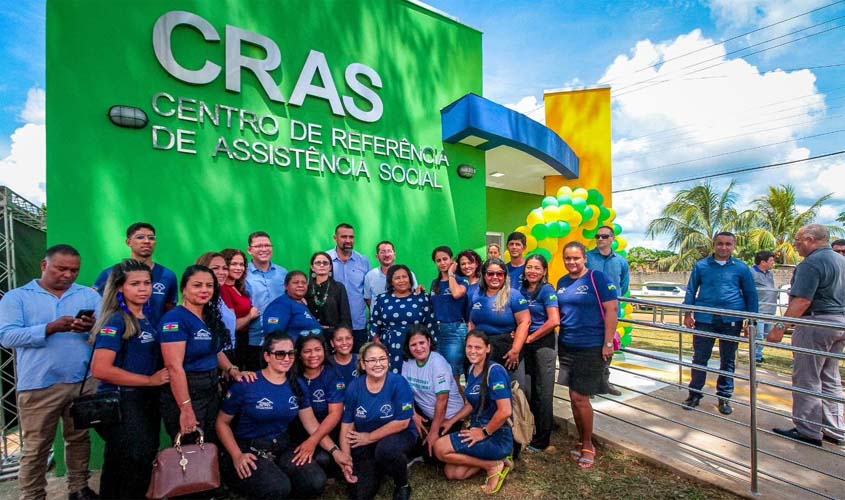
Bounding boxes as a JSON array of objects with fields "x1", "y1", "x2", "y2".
[
  {"x1": 0, "y1": 221, "x2": 624, "y2": 500},
  {"x1": 3, "y1": 218, "x2": 840, "y2": 500}
]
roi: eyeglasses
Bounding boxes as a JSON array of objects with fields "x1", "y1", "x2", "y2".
[
  {"x1": 313, "y1": 261, "x2": 331, "y2": 266},
  {"x1": 596, "y1": 234, "x2": 613, "y2": 240},
  {"x1": 251, "y1": 244, "x2": 273, "y2": 249},
  {"x1": 268, "y1": 350, "x2": 296, "y2": 360},
  {"x1": 485, "y1": 271, "x2": 506, "y2": 278},
  {"x1": 377, "y1": 250, "x2": 395, "y2": 255},
  {"x1": 132, "y1": 234, "x2": 157, "y2": 241},
  {"x1": 364, "y1": 357, "x2": 388, "y2": 365}
]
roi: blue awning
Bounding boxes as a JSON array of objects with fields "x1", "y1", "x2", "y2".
[{"x1": 441, "y1": 93, "x2": 579, "y2": 179}]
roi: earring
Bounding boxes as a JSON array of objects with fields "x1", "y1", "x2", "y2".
[{"x1": 117, "y1": 291, "x2": 131, "y2": 315}]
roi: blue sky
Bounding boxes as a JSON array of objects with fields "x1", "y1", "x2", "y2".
[{"x1": 1, "y1": 0, "x2": 843, "y2": 248}]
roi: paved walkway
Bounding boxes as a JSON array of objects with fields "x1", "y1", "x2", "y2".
[{"x1": 551, "y1": 349, "x2": 845, "y2": 500}]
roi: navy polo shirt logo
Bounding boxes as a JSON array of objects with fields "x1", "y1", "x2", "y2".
[
  {"x1": 139, "y1": 331, "x2": 155, "y2": 343},
  {"x1": 356, "y1": 406, "x2": 367, "y2": 418},
  {"x1": 312, "y1": 389, "x2": 326, "y2": 402},
  {"x1": 468, "y1": 384, "x2": 480, "y2": 395},
  {"x1": 195, "y1": 329, "x2": 212, "y2": 340},
  {"x1": 288, "y1": 396, "x2": 299, "y2": 410},
  {"x1": 256, "y1": 398, "x2": 274, "y2": 410},
  {"x1": 472, "y1": 302, "x2": 482, "y2": 310},
  {"x1": 379, "y1": 404, "x2": 393, "y2": 418},
  {"x1": 153, "y1": 282, "x2": 166, "y2": 295},
  {"x1": 575, "y1": 285, "x2": 589, "y2": 295}
]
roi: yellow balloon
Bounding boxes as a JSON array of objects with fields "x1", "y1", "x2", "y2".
[
  {"x1": 538, "y1": 238, "x2": 558, "y2": 253},
  {"x1": 616, "y1": 326, "x2": 625, "y2": 335},
  {"x1": 606, "y1": 207, "x2": 617, "y2": 223},
  {"x1": 516, "y1": 225, "x2": 530, "y2": 235},
  {"x1": 568, "y1": 211, "x2": 583, "y2": 228},
  {"x1": 582, "y1": 218, "x2": 599, "y2": 230},
  {"x1": 525, "y1": 235, "x2": 538, "y2": 253},
  {"x1": 526, "y1": 210, "x2": 544, "y2": 228},
  {"x1": 559, "y1": 204, "x2": 575, "y2": 221},
  {"x1": 586, "y1": 239, "x2": 597, "y2": 251},
  {"x1": 542, "y1": 205, "x2": 561, "y2": 222},
  {"x1": 572, "y1": 187, "x2": 589, "y2": 200},
  {"x1": 587, "y1": 204, "x2": 601, "y2": 222},
  {"x1": 624, "y1": 303, "x2": 634, "y2": 316},
  {"x1": 616, "y1": 236, "x2": 628, "y2": 252},
  {"x1": 556, "y1": 186, "x2": 573, "y2": 198}
]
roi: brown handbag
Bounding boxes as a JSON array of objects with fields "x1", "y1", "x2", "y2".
[{"x1": 146, "y1": 428, "x2": 220, "y2": 499}]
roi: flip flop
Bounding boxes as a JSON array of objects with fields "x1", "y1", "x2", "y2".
[
  {"x1": 577, "y1": 449, "x2": 596, "y2": 470},
  {"x1": 569, "y1": 443, "x2": 583, "y2": 460},
  {"x1": 481, "y1": 460, "x2": 511, "y2": 495}
]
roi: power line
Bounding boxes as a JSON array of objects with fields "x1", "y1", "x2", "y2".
[
  {"x1": 603, "y1": 0, "x2": 845, "y2": 84},
  {"x1": 612, "y1": 151, "x2": 845, "y2": 193},
  {"x1": 615, "y1": 128, "x2": 845, "y2": 177},
  {"x1": 613, "y1": 22, "x2": 845, "y2": 98}
]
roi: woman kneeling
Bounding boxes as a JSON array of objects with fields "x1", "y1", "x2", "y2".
[{"x1": 434, "y1": 330, "x2": 514, "y2": 495}]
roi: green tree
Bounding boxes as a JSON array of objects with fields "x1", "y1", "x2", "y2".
[
  {"x1": 646, "y1": 180, "x2": 749, "y2": 271},
  {"x1": 745, "y1": 185, "x2": 843, "y2": 264},
  {"x1": 837, "y1": 210, "x2": 845, "y2": 225}
]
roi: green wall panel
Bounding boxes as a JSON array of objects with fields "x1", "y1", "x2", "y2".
[{"x1": 486, "y1": 187, "x2": 542, "y2": 237}]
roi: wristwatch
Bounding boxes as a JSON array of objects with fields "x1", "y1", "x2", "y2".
[
  {"x1": 605, "y1": 342, "x2": 613, "y2": 348},
  {"x1": 775, "y1": 322, "x2": 785, "y2": 329},
  {"x1": 329, "y1": 445, "x2": 340, "y2": 455},
  {"x1": 482, "y1": 427, "x2": 491, "y2": 437}
]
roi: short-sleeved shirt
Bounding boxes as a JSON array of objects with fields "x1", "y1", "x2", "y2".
[
  {"x1": 220, "y1": 284, "x2": 253, "y2": 323},
  {"x1": 245, "y1": 261, "x2": 288, "y2": 345},
  {"x1": 262, "y1": 293, "x2": 322, "y2": 342},
  {"x1": 790, "y1": 246, "x2": 845, "y2": 314},
  {"x1": 556, "y1": 271, "x2": 617, "y2": 348},
  {"x1": 464, "y1": 281, "x2": 480, "y2": 321},
  {"x1": 299, "y1": 364, "x2": 346, "y2": 422},
  {"x1": 429, "y1": 277, "x2": 469, "y2": 323},
  {"x1": 468, "y1": 288, "x2": 529, "y2": 336},
  {"x1": 219, "y1": 299, "x2": 236, "y2": 347},
  {"x1": 158, "y1": 306, "x2": 223, "y2": 372},
  {"x1": 330, "y1": 354, "x2": 359, "y2": 385},
  {"x1": 364, "y1": 268, "x2": 419, "y2": 304},
  {"x1": 368, "y1": 293, "x2": 435, "y2": 373},
  {"x1": 506, "y1": 263, "x2": 525, "y2": 287},
  {"x1": 221, "y1": 371, "x2": 311, "y2": 441},
  {"x1": 465, "y1": 362, "x2": 511, "y2": 424},
  {"x1": 94, "y1": 263, "x2": 177, "y2": 325},
  {"x1": 342, "y1": 372, "x2": 416, "y2": 436},
  {"x1": 93, "y1": 313, "x2": 161, "y2": 392},
  {"x1": 519, "y1": 283, "x2": 559, "y2": 348},
  {"x1": 401, "y1": 351, "x2": 464, "y2": 420},
  {"x1": 328, "y1": 250, "x2": 371, "y2": 331}
]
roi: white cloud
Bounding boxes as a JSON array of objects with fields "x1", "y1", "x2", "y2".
[
  {"x1": 0, "y1": 88, "x2": 46, "y2": 205},
  {"x1": 596, "y1": 29, "x2": 843, "y2": 249},
  {"x1": 706, "y1": 0, "x2": 829, "y2": 31},
  {"x1": 504, "y1": 95, "x2": 546, "y2": 124}
]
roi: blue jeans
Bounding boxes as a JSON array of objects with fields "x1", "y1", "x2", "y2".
[
  {"x1": 689, "y1": 321, "x2": 743, "y2": 399},
  {"x1": 755, "y1": 321, "x2": 772, "y2": 360},
  {"x1": 437, "y1": 321, "x2": 468, "y2": 376}
]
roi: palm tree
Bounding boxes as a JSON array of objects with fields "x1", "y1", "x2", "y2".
[
  {"x1": 838, "y1": 210, "x2": 845, "y2": 225},
  {"x1": 745, "y1": 185, "x2": 843, "y2": 264},
  {"x1": 646, "y1": 180, "x2": 748, "y2": 271}
]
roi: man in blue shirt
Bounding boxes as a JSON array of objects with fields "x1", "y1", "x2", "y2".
[
  {"x1": 505, "y1": 232, "x2": 527, "y2": 285},
  {"x1": 750, "y1": 251, "x2": 777, "y2": 363},
  {"x1": 586, "y1": 225, "x2": 631, "y2": 396},
  {"x1": 0, "y1": 245, "x2": 101, "y2": 500},
  {"x1": 327, "y1": 223, "x2": 371, "y2": 350},
  {"x1": 245, "y1": 231, "x2": 288, "y2": 369},
  {"x1": 682, "y1": 232, "x2": 758, "y2": 415},
  {"x1": 93, "y1": 222, "x2": 177, "y2": 324}
]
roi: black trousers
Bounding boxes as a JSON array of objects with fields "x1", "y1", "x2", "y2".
[
  {"x1": 221, "y1": 439, "x2": 326, "y2": 499},
  {"x1": 524, "y1": 340, "x2": 556, "y2": 449},
  {"x1": 160, "y1": 370, "x2": 220, "y2": 444},
  {"x1": 349, "y1": 429, "x2": 416, "y2": 500},
  {"x1": 96, "y1": 387, "x2": 161, "y2": 499}
]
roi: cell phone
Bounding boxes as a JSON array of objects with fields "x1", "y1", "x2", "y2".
[{"x1": 75, "y1": 309, "x2": 95, "y2": 319}]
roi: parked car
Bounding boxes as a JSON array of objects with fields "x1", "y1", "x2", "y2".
[{"x1": 631, "y1": 282, "x2": 686, "y2": 310}]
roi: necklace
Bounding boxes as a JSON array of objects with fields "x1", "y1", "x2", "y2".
[{"x1": 310, "y1": 279, "x2": 330, "y2": 308}]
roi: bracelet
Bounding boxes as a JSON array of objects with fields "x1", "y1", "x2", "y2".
[
  {"x1": 482, "y1": 427, "x2": 491, "y2": 437},
  {"x1": 227, "y1": 365, "x2": 239, "y2": 373},
  {"x1": 180, "y1": 398, "x2": 191, "y2": 407},
  {"x1": 330, "y1": 445, "x2": 340, "y2": 454}
]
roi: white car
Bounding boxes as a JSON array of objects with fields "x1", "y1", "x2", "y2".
[{"x1": 631, "y1": 282, "x2": 686, "y2": 310}]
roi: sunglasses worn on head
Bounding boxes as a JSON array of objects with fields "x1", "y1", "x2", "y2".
[
  {"x1": 596, "y1": 234, "x2": 613, "y2": 240},
  {"x1": 485, "y1": 271, "x2": 506, "y2": 277},
  {"x1": 268, "y1": 350, "x2": 296, "y2": 360}
]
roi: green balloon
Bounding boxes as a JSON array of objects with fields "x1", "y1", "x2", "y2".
[
  {"x1": 546, "y1": 222, "x2": 560, "y2": 238},
  {"x1": 531, "y1": 223, "x2": 548, "y2": 240},
  {"x1": 611, "y1": 240, "x2": 619, "y2": 251},
  {"x1": 572, "y1": 198, "x2": 587, "y2": 212},
  {"x1": 613, "y1": 223, "x2": 623, "y2": 235},
  {"x1": 582, "y1": 227, "x2": 598, "y2": 239},
  {"x1": 581, "y1": 206, "x2": 594, "y2": 221},
  {"x1": 557, "y1": 194, "x2": 572, "y2": 206},
  {"x1": 586, "y1": 189, "x2": 604, "y2": 206},
  {"x1": 558, "y1": 221, "x2": 572, "y2": 238},
  {"x1": 599, "y1": 206, "x2": 611, "y2": 220},
  {"x1": 541, "y1": 196, "x2": 558, "y2": 208},
  {"x1": 531, "y1": 248, "x2": 553, "y2": 262},
  {"x1": 617, "y1": 250, "x2": 627, "y2": 258}
]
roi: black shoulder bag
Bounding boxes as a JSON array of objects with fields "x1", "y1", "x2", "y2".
[{"x1": 70, "y1": 337, "x2": 125, "y2": 429}]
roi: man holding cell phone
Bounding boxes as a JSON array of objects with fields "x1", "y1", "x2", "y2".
[{"x1": 0, "y1": 244, "x2": 102, "y2": 500}]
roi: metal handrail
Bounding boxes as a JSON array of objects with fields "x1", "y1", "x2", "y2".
[{"x1": 597, "y1": 296, "x2": 845, "y2": 498}]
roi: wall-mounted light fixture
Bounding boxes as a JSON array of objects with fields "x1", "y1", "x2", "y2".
[
  {"x1": 457, "y1": 164, "x2": 476, "y2": 179},
  {"x1": 490, "y1": 171, "x2": 505, "y2": 178},
  {"x1": 107, "y1": 105, "x2": 148, "y2": 129}
]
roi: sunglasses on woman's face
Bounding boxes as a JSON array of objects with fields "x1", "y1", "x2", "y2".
[
  {"x1": 268, "y1": 350, "x2": 296, "y2": 360},
  {"x1": 313, "y1": 261, "x2": 331, "y2": 266},
  {"x1": 485, "y1": 271, "x2": 506, "y2": 278}
]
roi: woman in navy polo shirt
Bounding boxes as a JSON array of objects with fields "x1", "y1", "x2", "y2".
[
  {"x1": 430, "y1": 246, "x2": 468, "y2": 379},
  {"x1": 216, "y1": 332, "x2": 351, "y2": 499},
  {"x1": 434, "y1": 330, "x2": 514, "y2": 495},
  {"x1": 556, "y1": 241, "x2": 618, "y2": 470},
  {"x1": 368, "y1": 264, "x2": 435, "y2": 374},
  {"x1": 329, "y1": 326, "x2": 358, "y2": 385},
  {"x1": 90, "y1": 260, "x2": 170, "y2": 499},
  {"x1": 340, "y1": 342, "x2": 417, "y2": 500},
  {"x1": 518, "y1": 254, "x2": 560, "y2": 452},
  {"x1": 292, "y1": 334, "x2": 346, "y2": 474},
  {"x1": 467, "y1": 258, "x2": 530, "y2": 378},
  {"x1": 159, "y1": 265, "x2": 255, "y2": 444},
  {"x1": 457, "y1": 249, "x2": 483, "y2": 308},
  {"x1": 263, "y1": 271, "x2": 322, "y2": 342}
]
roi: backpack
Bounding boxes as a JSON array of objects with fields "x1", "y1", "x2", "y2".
[{"x1": 509, "y1": 379, "x2": 535, "y2": 445}]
